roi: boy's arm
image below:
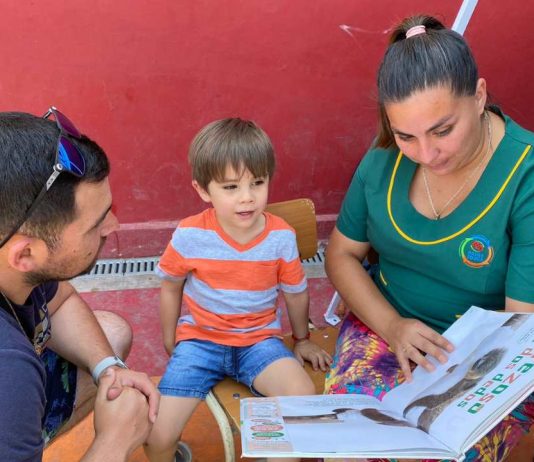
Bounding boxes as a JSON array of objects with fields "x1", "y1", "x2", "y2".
[
  {"x1": 283, "y1": 289, "x2": 333, "y2": 372},
  {"x1": 160, "y1": 278, "x2": 186, "y2": 356}
]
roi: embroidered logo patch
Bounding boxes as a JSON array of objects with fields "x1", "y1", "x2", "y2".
[{"x1": 459, "y1": 235, "x2": 494, "y2": 268}]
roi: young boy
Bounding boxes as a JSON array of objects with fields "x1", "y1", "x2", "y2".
[{"x1": 145, "y1": 118, "x2": 332, "y2": 462}]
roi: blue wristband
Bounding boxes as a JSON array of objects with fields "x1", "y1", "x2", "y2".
[{"x1": 91, "y1": 356, "x2": 127, "y2": 384}]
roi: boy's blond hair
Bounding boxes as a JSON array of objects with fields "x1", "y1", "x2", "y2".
[{"x1": 188, "y1": 118, "x2": 275, "y2": 190}]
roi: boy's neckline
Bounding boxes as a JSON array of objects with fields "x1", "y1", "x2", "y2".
[{"x1": 208, "y1": 208, "x2": 270, "y2": 251}]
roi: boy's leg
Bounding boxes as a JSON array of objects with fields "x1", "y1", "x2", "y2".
[
  {"x1": 238, "y1": 337, "x2": 315, "y2": 397},
  {"x1": 254, "y1": 358, "x2": 314, "y2": 462},
  {"x1": 144, "y1": 396, "x2": 200, "y2": 462},
  {"x1": 146, "y1": 338, "x2": 227, "y2": 462},
  {"x1": 43, "y1": 310, "x2": 132, "y2": 444},
  {"x1": 253, "y1": 357, "x2": 315, "y2": 396},
  {"x1": 240, "y1": 337, "x2": 315, "y2": 462}
]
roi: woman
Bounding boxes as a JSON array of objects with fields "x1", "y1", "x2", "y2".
[{"x1": 325, "y1": 14, "x2": 534, "y2": 462}]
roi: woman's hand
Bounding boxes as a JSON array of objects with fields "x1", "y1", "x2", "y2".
[{"x1": 385, "y1": 317, "x2": 454, "y2": 382}]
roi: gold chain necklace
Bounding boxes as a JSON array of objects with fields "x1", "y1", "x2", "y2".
[
  {"x1": 1, "y1": 291, "x2": 42, "y2": 355},
  {"x1": 422, "y1": 111, "x2": 493, "y2": 220}
]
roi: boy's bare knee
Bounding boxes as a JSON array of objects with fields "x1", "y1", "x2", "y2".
[
  {"x1": 93, "y1": 310, "x2": 133, "y2": 359},
  {"x1": 144, "y1": 431, "x2": 180, "y2": 454}
]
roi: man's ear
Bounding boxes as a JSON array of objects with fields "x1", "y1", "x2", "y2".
[
  {"x1": 192, "y1": 180, "x2": 212, "y2": 203},
  {"x1": 6, "y1": 237, "x2": 47, "y2": 273}
]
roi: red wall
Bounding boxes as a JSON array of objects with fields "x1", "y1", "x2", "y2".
[{"x1": 1, "y1": 1, "x2": 533, "y2": 227}]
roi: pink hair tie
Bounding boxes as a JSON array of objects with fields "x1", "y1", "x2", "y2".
[{"x1": 406, "y1": 25, "x2": 426, "y2": 39}]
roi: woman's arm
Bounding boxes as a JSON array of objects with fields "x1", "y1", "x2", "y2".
[
  {"x1": 505, "y1": 297, "x2": 534, "y2": 313},
  {"x1": 325, "y1": 227, "x2": 453, "y2": 380},
  {"x1": 325, "y1": 227, "x2": 397, "y2": 339}
]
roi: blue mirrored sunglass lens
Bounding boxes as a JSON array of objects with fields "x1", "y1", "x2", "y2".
[
  {"x1": 58, "y1": 136, "x2": 86, "y2": 176},
  {"x1": 53, "y1": 109, "x2": 81, "y2": 138}
]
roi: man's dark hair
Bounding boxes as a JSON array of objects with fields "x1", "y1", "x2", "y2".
[
  {"x1": 0, "y1": 112, "x2": 110, "y2": 248},
  {"x1": 375, "y1": 15, "x2": 479, "y2": 148}
]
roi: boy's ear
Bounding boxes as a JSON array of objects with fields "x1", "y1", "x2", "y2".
[
  {"x1": 6, "y1": 236, "x2": 47, "y2": 273},
  {"x1": 192, "y1": 180, "x2": 212, "y2": 203}
]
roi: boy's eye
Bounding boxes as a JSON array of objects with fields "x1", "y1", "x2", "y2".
[
  {"x1": 253, "y1": 179, "x2": 265, "y2": 186},
  {"x1": 223, "y1": 184, "x2": 238, "y2": 190}
]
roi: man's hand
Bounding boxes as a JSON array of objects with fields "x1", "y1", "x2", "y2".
[
  {"x1": 101, "y1": 368, "x2": 160, "y2": 423},
  {"x1": 385, "y1": 317, "x2": 454, "y2": 382},
  {"x1": 90, "y1": 369, "x2": 152, "y2": 460},
  {"x1": 293, "y1": 339, "x2": 333, "y2": 372}
]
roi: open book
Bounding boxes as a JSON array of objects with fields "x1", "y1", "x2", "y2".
[{"x1": 240, "y1": 307, "x2": 534, "y2": 461}]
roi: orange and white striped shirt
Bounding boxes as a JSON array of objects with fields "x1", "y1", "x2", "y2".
[{"x1": 156, "y1": 208, "x2": 307, "y2": 346}]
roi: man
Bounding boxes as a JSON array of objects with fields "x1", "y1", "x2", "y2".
[{"x1": 0, "y1": 108, "x2": 159, "y2": 461}]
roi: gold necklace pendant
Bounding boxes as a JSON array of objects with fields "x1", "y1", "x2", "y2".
[{"x1": 422, "y1": 111, "x2": 493, "y2": 220}]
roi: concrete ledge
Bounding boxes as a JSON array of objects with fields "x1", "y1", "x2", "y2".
[{"x1": 72, "y1": 260, "x2": 326, "y2": 293}]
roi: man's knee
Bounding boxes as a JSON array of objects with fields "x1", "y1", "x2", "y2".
[{"x1": 93, "y1": 310, "x2": 133, "y2": 359}]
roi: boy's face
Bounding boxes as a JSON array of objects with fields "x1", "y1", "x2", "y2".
[{"x1": 193, "y1": 165, "x2": 269, "y2": 243}]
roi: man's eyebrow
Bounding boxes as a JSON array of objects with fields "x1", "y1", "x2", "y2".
[
  {"x1": 91, "y1": 204, "x2": 113, "y2": 229},
  {"x1": 391, "y1": 115, "x2": 454, "y2": 136}
]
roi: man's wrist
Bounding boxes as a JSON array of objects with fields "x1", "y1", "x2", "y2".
[{"x1": 91, "y1": 356, "x2": 128, "y2": 384}]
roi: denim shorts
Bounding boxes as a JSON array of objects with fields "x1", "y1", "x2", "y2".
[{"x1": 158, "y1": 337, "x2": 296, "y2": 399}]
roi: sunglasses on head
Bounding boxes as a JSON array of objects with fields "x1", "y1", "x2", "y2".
[{"x1": 0, "y1": 106, "x2": 86, "y2": 248}]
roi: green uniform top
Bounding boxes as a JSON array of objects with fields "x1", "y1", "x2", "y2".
[{"x1": 337, "y1": 112, "x2": 534, "y2": 333}]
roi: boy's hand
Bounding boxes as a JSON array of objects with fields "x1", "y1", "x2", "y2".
[{"x1": 293, "y1": 339, "x2": 333, "y2": 372}]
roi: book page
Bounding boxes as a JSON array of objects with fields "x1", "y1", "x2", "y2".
[
  {"x1": 240, "y1": 394, "x2": 451, "y2": 458},
  {"x1": 383, "y1": 307, "x2": 534, "y2": 452}
]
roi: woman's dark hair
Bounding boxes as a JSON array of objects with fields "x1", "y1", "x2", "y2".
[
  {"x1": 0, "y1": 112, "x2": 110, "y2": 248},
  {"x1": 375, "y1": 15, "x2": 479, "y2": 148}
]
